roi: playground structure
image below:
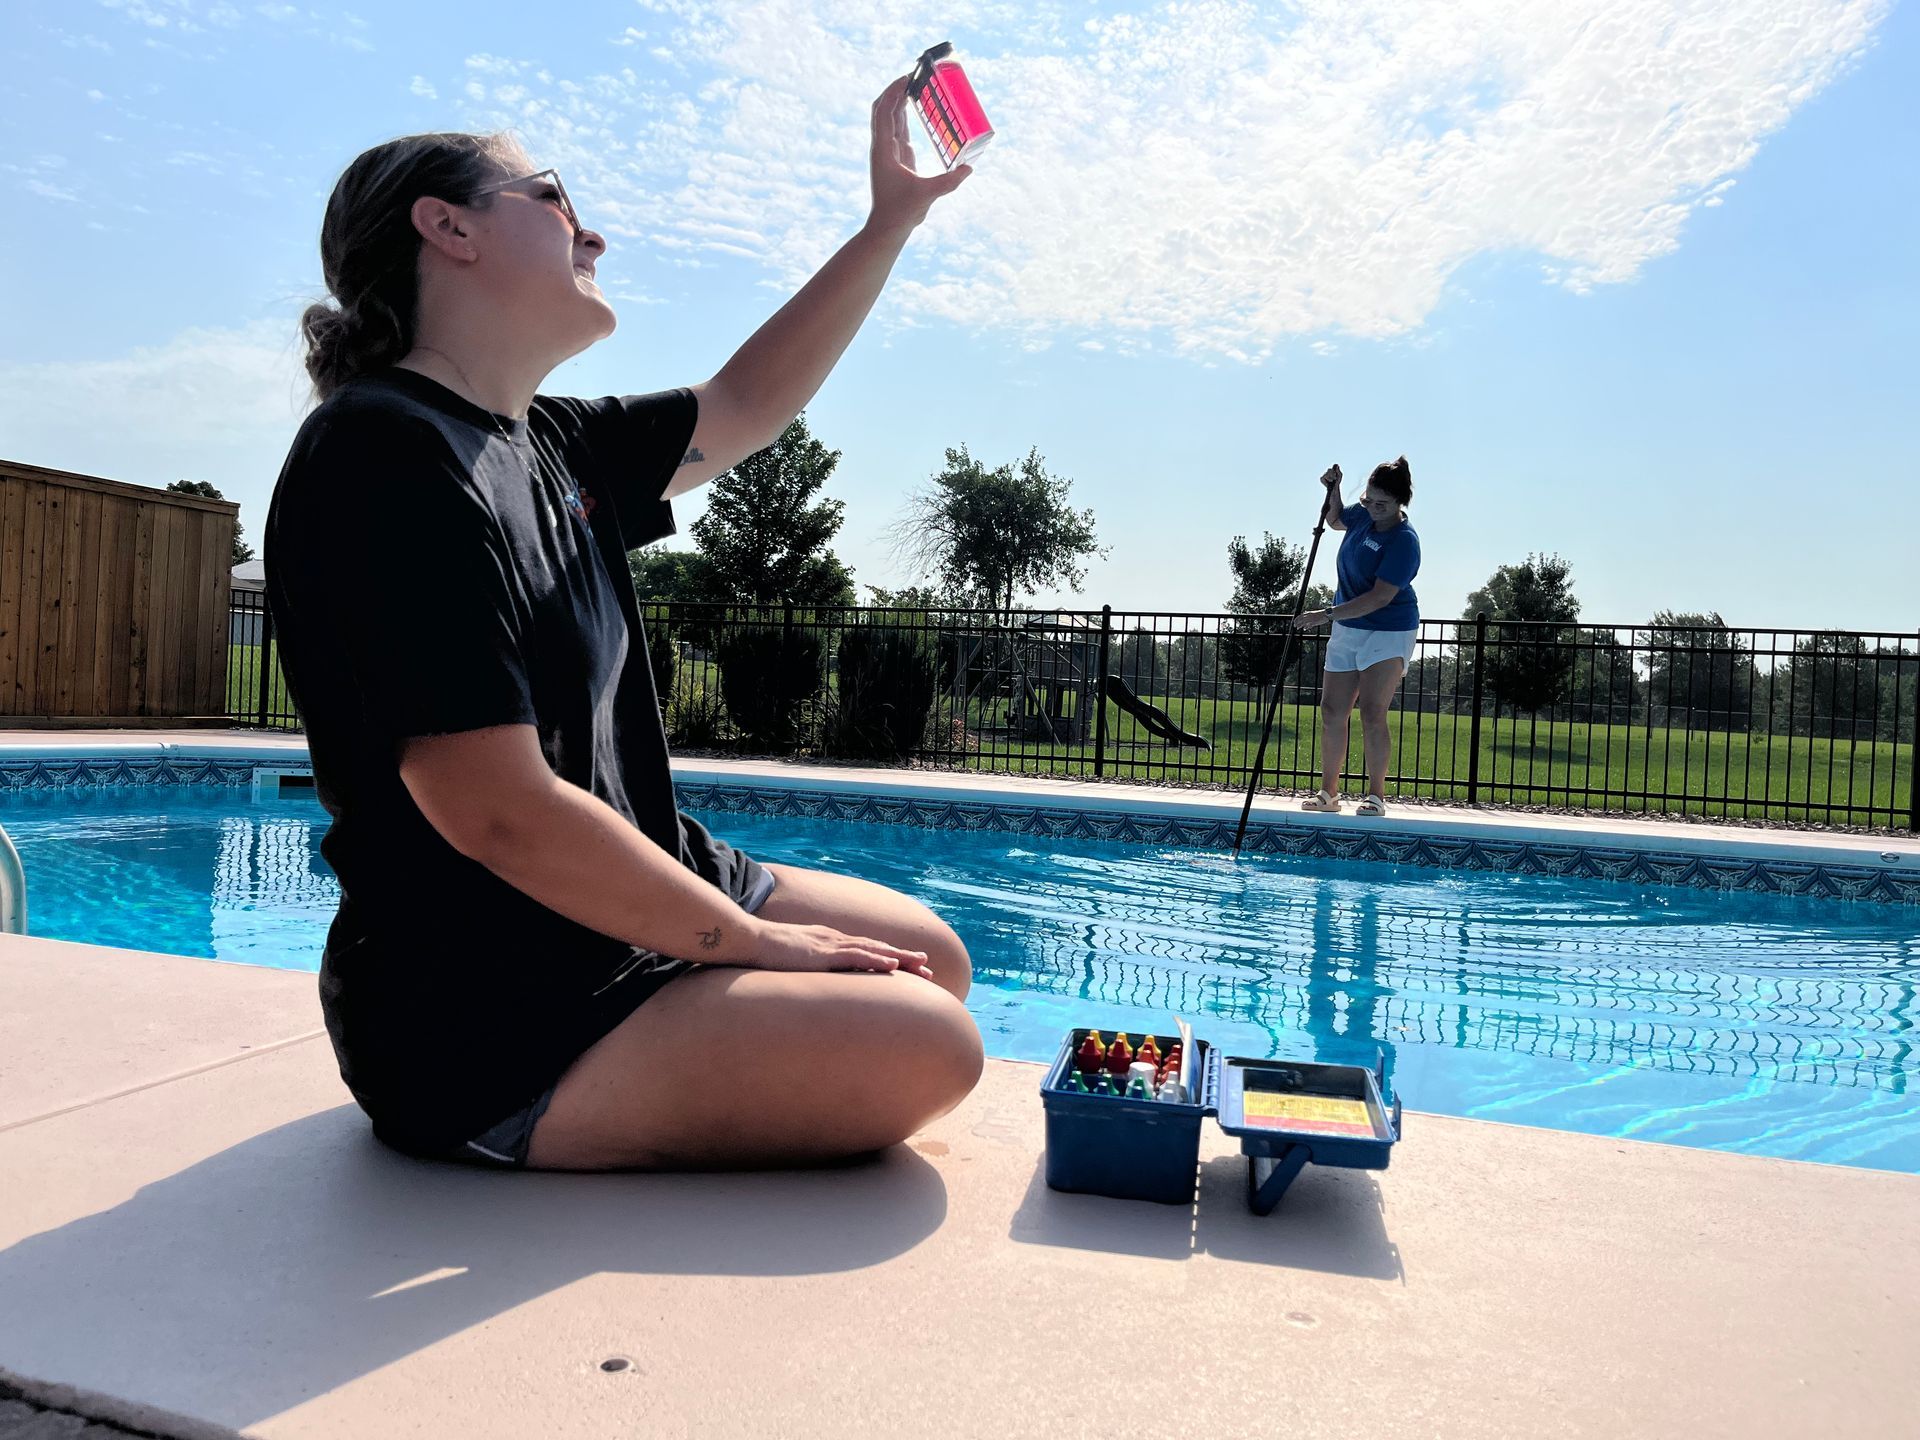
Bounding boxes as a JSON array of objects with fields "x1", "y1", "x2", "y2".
[{"x1": 944, "y1": 616, "x2": 1210, "y2": 750}]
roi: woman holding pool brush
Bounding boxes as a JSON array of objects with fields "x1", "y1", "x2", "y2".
[
  {"x1": 265, "y1": 78, "x2": 981, "y2": 1171},
  {"x1": 1290, "y1": 458, "x2": 1422, "y2": 816}
]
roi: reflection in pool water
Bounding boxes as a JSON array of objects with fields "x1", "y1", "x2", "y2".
[{"x1": 5, "y1": 786, "x2": 1914, "y2": 1171}]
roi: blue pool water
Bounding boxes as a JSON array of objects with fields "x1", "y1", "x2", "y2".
[{"x1": 5, "y1": 786, "x2": 1916, "y2": 1172}]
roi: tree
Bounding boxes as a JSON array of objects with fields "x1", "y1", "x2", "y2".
[
  {"x1": 628, "y1": 548, "x2": 706, "y2": 604},
  {"x1": 1643, "y1": 611, "x2": 1754, "y2": 733},
  {"x1": 1563, "y1": 632, "x2": 1640, "y2": 725},
  {"x1": 683, "y1": 414, "x2": 856, "y2": 609},
  {"x1": 1464, "y1": 553, "x2": 1581, "y2": 715},
  {"x1": 167, "y1": 480, "x2": 253, "y2": 564},
  {"x1": 624, "y1": 549, "x2": 706, "y2": 703},
  {"x1": 864, "y1": 582, "x2": 972, "y2": 614},
  {"x1": 1219, "y1": 531, "x2": 1335, "y2": 691},
  {"x1": 1766, "y1": 633, "x2": 1915, "y2": 743},
  {"x1": 1401, "y1": 650, "x2": 1466, "y2": 714},
  {"x1": 890, "y1": 445, "x2": 1104, "y2": 617}
]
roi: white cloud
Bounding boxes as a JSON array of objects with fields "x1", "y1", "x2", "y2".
[
  {"x1": 0, "y1": 320, "x2": 311, "y2": 533},
  {"x1": 97, "y1": 0, "x2": 180, "y2": 30},
  {"x1": 409, "y1": 75, "x2": 437, "y2": 100},
  {"x1": 7, "y1": 155, "x2": 82, "y2": 205},
  {"x1": 464, "y1": 53, "x2": 526, "y2": 75},
  {"x1": 93, "y1": 0, "x2": 371, "y2": 54},
  {"x1": 441, "y1": 0, "x2": 1887, "y2": 361},
  {"x1": 54, "y1": 29, "x2": 116, "y2": 53}
]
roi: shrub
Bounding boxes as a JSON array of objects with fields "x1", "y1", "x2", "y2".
[
  {"x1": 665, "y1": 689, "x2": 730, "y2": 750},
  {"x1": 828, "y1": 623, "x2": 940, "y2": 760},
  {"x1": 715, "y1": 620, "x2": 826, "y2": 752},
  {"x1": 642, "y1": 606, "x2": 677, "y2": 707}
]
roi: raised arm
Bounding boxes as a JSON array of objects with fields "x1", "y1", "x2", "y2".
[
  {"x1": 1320, "y1": 464, "x2": 1347, "y2": 531},
  {"x1": 665, "y1": 77, "x2": 971, "y2": 498}
]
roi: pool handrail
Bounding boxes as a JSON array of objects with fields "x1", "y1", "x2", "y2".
[{"x1": 0, "y1": 822, "x2": 24, "y2": 934}]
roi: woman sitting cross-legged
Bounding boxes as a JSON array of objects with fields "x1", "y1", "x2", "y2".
[{"x1": 266, "y1": 80, "x2": 982, "y2": 1171}]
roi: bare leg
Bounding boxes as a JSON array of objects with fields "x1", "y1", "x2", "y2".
[
  {"x1": 753, "y1": 863, "x2": 972, "y2": 1001},
  {"x1": 1355, "y1": 657, "x2": 1406, "y2": 801},
  {"x1": 1319, "y1": 668, "x2": 1363, "y2": 796},
  {"x1": 528, "y1": 863, "x2": 981, "y2": 1170}
]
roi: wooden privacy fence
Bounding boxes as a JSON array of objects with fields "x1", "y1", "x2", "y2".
[{"x1": 0, "y1": 459, "x2": 237, "y2": 725}]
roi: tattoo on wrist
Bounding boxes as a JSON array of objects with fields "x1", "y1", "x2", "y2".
[
  {"x1": 679, "y1": 446, "x2": 705, "y2": 468},
  {"x1": 698, "y1": 926, "x2": 721, "y2": 951}
]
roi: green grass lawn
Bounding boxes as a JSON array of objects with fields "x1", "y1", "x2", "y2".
[
  {"x1": 932, "y1": 690, "x2": 1913, "y2": 826},
  {"x1": 229, "y1": 645, "x2": 1915, "y2": 828},
  {"x1": 225, "y1": 644, "x2": 299, "y2": 731}
]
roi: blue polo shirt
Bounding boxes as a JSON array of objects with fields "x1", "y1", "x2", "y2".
[{"x1": 1334, "y1": 504, "x2": 1420, "y2": 631}]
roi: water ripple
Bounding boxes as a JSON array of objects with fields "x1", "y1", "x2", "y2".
[{"x1": 5, "y1": 788, "x2": 1915, "y2": 1171}]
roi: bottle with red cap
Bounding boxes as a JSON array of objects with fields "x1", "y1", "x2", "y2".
[{"x1": 1075, "y1": 1030, "x2": 1106, "y2": 1075}]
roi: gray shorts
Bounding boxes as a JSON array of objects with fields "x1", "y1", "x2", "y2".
[{"x1": 440, "y1": 862, "x2": 778, "y2": 1170}]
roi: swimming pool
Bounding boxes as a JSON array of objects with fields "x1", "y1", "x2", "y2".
[{"x1": 5, "y1": 784, "x2": 1915, "y2": 1172}]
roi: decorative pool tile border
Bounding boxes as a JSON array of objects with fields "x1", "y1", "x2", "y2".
[
  {"x1": 0, "y1": 757, "x2": 262, "y2": 789},
  {"x1": 675, "y1": 780, "x2": 1920, "y2": 906},
  {"x1": 3, "y1": 757, "x2": 1913, "y2": 904}
]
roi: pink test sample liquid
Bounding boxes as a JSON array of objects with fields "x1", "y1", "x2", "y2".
[{"x1": 908, "y1": 42, "x2": 994, "y2": 170}]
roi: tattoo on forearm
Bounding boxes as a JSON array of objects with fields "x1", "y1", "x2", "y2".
[
  {"x1": 679, "y1": 446, "x2": 705, "y2": 468},
  {"x1": 698, "y1": 926, "x2": 721, "y2": 951}
]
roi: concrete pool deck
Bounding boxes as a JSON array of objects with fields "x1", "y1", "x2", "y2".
[
  {"x1": 4, "y1": 727, "x2": 1919, "y2": 1434},
  {"x1": 3, "y1": 933, "x2": 1918, "y2": 1438}
]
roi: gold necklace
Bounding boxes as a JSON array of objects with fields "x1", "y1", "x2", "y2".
[{"x1": 408, "y1": 347, "x2": 584, "y2": 530}]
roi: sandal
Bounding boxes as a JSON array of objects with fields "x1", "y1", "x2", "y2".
[
  {"x1": 1300, "y1": 789, "x2": 1342, "y2": 813},
  {"x1": 1355, "y1": 795, "x2": 1387, "y2": 817}
]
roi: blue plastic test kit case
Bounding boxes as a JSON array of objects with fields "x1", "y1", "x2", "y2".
[{"x1": 1040, "y1": 1028, "x2": 1404, "y2": 1214}]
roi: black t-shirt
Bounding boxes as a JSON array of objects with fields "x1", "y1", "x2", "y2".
[{"x1": 265, "y1": 368, "x2": 741, "y2": 1149}]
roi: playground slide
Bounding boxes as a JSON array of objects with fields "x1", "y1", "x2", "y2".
[{"x1": 1101, "y1": 674, "x2": 1211, "y2": 750}]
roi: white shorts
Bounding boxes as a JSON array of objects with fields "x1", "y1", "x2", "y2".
[{"x1": 1324, "y1": 621, "x2": 1417, "y2": 673}]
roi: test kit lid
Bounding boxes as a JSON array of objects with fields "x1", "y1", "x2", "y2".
[
  {"x1": 1213, "y1": 1052, "x2": 1400, "y2": 1160},
  {"x1": 908, "y1": 41, "x2": 955, "y2": 97}
]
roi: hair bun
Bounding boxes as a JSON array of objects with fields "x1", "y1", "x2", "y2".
[
  {"x1": 1368, "y1": 455, "x2": 1413, "y2": 505},
  {"x1": 300, "y1": 292, "x2": 407, "y2": 398},
  {"x1": 299, "y1": 300, "x2": 353, "y2": 396}
]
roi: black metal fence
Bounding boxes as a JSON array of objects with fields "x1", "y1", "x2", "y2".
[{"x1": 227, "y1": 593, "x2": 1920, "y2": 831}]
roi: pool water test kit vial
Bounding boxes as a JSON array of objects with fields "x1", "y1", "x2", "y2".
[
  {"x1": 1042, "y1": 1026, "x2": 1403, "y2": 1213},
  {"x1": 908, "y1": 42, "x2": 994, "y2": 170}
]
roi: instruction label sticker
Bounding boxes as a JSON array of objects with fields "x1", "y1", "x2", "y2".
[{"x1": 1241, "y1": 1092, "x2": 1376, "y2": 1137}]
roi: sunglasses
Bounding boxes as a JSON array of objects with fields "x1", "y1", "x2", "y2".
[{"x1": 473, "y1": 168, "x2": 581, "y2": 235}]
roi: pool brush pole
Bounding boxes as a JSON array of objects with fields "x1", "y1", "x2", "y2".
[{"x1": 1231, "y1": 466, "x2": 1341, "y2": 857}]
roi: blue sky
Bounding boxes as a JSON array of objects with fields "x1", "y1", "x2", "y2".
[{"x1": 2, "y1": 0, "x2": 1914, "y2": 632}]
